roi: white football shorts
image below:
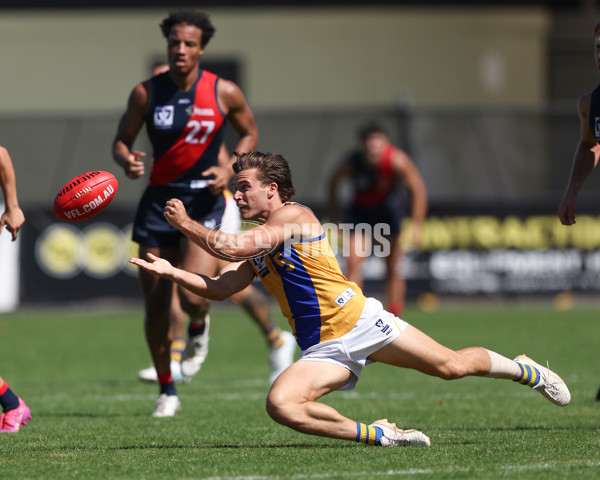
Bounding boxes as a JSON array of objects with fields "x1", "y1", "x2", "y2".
[{"x1": 298, "y1": 297, "x2": 409, "y2": 390}]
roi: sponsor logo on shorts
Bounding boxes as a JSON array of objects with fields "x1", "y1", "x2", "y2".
[
  {"x1": 375, "y1": 318, "x2": 393, "y2": 335},
  {"x1": 190, "y1": 179, "x2": 209, "y2": 189},
  {"x1": 203, "y1": 218, "x2": 217, "y2": 229},
  {"x1": 596, "y1": 117, "x2": 600, "y2": 139}
]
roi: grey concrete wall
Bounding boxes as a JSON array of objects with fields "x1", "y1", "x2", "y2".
[
  {"x1": 0, "y1": 6, "x2": 556, "y2": 208},
  {"x1": 0, "y1": 6, "x2": 550, "y2": 115}
]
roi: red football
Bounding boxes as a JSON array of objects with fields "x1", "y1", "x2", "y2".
[{"x1": 53, "y1": 171, "x2": 118, "y2": 222}]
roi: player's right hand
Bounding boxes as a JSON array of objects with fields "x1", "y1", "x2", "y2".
[
  {"x1": 164, "y1": 198, "x2": 190, "y2": 229},
  {"x1": 124, "y1": 150, "x2": 146, "y2": 179},
  {"x1": 558, "y1": 199, "x2": 576, "y2": 226},
  {"x1": 0, "y1": 207, "x2": 25, "y2": 241}
]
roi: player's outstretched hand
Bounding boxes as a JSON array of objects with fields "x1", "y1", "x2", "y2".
[
  {"x1": 164, "y1": 198, "x2": 190, "y2": 229},
  {"x1": 129, "y1": 253, "x2": 174, "y2": 278}
]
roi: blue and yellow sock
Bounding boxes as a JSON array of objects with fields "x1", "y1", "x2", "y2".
[
  {"x1": 356, "y1": 422, "x2": 384, "y2": 446},
  {"x1": 514, "y1": 362, "x2": 540, "y2": 388},
  {"x1": 170, "y1": 336, "x2": 185, "y2": 363},
  {"x1": 264, "y1": 326, "x2": 283, "y2": 349}
]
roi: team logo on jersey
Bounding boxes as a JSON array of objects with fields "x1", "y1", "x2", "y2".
[
  {"x1": 334, "y1": 287, "x2": 356, "y2": 307},
  {"x1": 153, "y1": 105, "x2": 174, "y2": 129},
  {"x1": 252, "y1": 256, "x2": 270, "y2": 277},
  {"x1": 595, "y1": 117, "x2": 600, "y2": 139}
]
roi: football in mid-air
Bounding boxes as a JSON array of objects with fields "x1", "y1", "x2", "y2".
[{"x1": 53, "y1": 171, "x2": 118, "y2": 222}]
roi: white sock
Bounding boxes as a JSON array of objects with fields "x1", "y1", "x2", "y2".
[{"x1": 484, "y1": 349, "x2": 521, "y2": 379}]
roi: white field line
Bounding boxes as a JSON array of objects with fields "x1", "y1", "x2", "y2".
[
  {"x1": 194, "y1": 461, "x2": 600, "y2": 480},
  {"x1": 40, "y1": 388, "x2": 531, "y2": 403}
]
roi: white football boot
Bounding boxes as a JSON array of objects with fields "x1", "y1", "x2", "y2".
[
  {"x1": 152, "y1": 394, "x2": 181, "y2": 418},
  {"x1": 370, "y1": 419, "x2": 431, "y2": 447},
  {"x1": 513, "y1": 354, "x2": 571, "y2": 406},
  {"x1": 181, "y1": 316, "x2": 210, "y2": 378},
  {"x1": 138, "y1": 360, "x2": 186, "y2": 383},
  {"x1": 269, "y1": 331, "x2": 296, "y2": 384}
]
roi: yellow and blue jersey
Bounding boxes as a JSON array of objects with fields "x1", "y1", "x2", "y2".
[{"x1": 248, "y1": 203, "x2": 366, "y2": 350}]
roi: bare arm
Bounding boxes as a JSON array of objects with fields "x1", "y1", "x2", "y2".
[
  {"x1": 203, "y1": 80, "x2": 259, "y2": 193},
  {"x1": 218, "y1": 79, "x2": 259, "y2": 155},
  {"x1": 130, "y1": 252, "x2": 255, "y2": 301},
  {"x1": 112, "y1": 82, "x2": 149, "y2": 180},
  {"x1": 164, "y1": 198, "x2": 319, "y2": 260},
  {"x1": 392, "y1": 149, "x2": 428, "y2": 246},
  {"x1": 0, "y1": 146, "x2": 25, "y2": 241},
  {"x1": 558, "y1": 93, "x2": 600, "y2": 225}
]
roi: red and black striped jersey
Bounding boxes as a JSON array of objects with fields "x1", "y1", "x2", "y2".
[{"x1": 146, "y1": 69, "x2": 226, "y2": 188}]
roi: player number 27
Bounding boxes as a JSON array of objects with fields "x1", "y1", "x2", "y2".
[{"x1": 185, "y1": 120, "x2": 215, "y2": 144}]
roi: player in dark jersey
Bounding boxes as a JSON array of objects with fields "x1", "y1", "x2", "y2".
[
  {"x1": 130, "y1": 151, "x2": 570, "y2": 447},
  {"x1": 112, "y1": 10, "x2": 258, "y2": 417},
  {"x1": 557, "y1": 22, "x2": 600, "y2": 401},
  {"x1": 135, "y1": 62, "x2": 295, "y2": 388},
  {"x1": 328, "y1": 122, "x2": 427, "y2": 316}
]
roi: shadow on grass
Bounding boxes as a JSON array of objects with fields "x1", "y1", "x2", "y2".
[
  {"x1": 114, "y1": 443, "x2": 342, "y2": 450},
  {"x1": 21, "y1": 442, "x2": 356, "y2": 452}
]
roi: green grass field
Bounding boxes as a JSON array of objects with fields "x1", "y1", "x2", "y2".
[{"x1": 0, "y1": 301, "x2": 599, "y2": 479}]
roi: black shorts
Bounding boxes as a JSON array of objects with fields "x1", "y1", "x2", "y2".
[
  {"x1": 132, "y1": 185, "x2": 225, "y2": 248},
  {"x1": 344, "y1": 193, "x2": 405, "y2": 236}
]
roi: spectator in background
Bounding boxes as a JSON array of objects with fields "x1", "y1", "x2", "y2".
[
  {"x1": 556, "y1": 22, "x2": 600, "y2": 401},
  {"x1": 0, "y1": 146, "x2": 30, "y2": 433},
  {"x1": 328, "y1": 122, "x2": 427, "y2": 316},
  {"x1": 112, "y1": 10, "x2": 258, "y2": 417}
]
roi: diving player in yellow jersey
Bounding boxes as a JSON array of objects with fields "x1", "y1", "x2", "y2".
[{"x1": 130, "y1": 151, "x2": 571, "y2": 447}]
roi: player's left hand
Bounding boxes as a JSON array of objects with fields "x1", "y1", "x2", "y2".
[
  {"x1": 164, "y1": 198, "x2": 189, "y2": 229},
  {"x1": 202, "y1": 165, "x2": 233, "y2": 195},
  {"x1": 129, "y1": 253, "x2": 174, "y2": 278}
]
